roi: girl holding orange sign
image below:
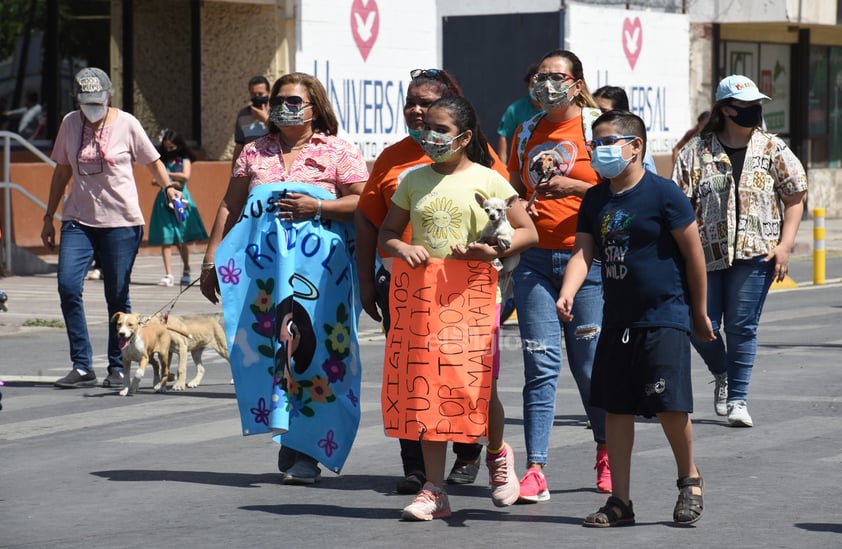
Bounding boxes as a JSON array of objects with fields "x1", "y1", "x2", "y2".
[{"x1": 379, "y1": 96, "x2": 538, "y2": 521}]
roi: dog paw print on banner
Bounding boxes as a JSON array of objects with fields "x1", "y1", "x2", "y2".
[
  {"x1": 351, "y1": 0, "x2": 379, "y2": 61},
  {"x1": 622, "y1": 16, "x2": 643, "y2": 70}
]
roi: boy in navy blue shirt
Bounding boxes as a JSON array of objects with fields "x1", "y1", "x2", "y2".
[{"x1": 557, "y1": 110, "x2": 715, "y2": 527}]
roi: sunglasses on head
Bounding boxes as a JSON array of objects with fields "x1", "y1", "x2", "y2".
[
  {"x1": 587, "y1": 135, "x2": 638, "y2": 149},
  {"x1": 269, "y1": 95, "x2": 311, "y2": 109},
  {"x1": 533, "y1": 72, "x2": 576, "y2": 83},
  {"x1": 410, "y1": 68, "x2": 444, "y2": 80}
]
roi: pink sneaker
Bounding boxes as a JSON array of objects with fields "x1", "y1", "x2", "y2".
[
  {"x1": 487, "y1": 442, "x2": 519, "y2": 507},
  {"x1": 517, "y1": 468, "x2": 550, "y2": 503},
  {"x1": 401, "y1": 482, "x2": 452, "y2": 521},
  {"x1": 595, "y1": 448, "x2": 612, "y2": 493}
]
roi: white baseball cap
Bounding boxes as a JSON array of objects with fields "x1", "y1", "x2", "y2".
[{"x1": 715, "y1": 75, "x2": 770, "y2": 102}]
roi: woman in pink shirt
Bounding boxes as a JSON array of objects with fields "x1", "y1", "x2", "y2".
[
  {"x1": 200, "y1": 72, "x2": 368, "y2": 484},
  {"x1": 42, "y1": 67, "x2": 173, "y2": 390}
]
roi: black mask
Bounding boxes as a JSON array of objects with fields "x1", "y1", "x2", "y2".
[
  {"x1": 729, "y1": 104, "x2": 762, "y2": 128},
  {"x1": 160, "y1": 149, "x2": 179, "y2": 162},
  {"x1": 251, "y1": 95, "x2": 269, "y2": 108}
]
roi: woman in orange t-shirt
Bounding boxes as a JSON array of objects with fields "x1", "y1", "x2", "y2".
[{"x1": 507, "y1": 49, "x2": 610, "y2": 502}]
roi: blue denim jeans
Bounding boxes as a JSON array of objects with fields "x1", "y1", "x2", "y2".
[
  {"x1": 57, "y1": 221, "x2": 143, "y2": 373},
  {"x1": 513, "y1": 247, "x2": 605, "y2": 465},
  {"x1": 691, "y1": 256, "x2": 774, "y2": 402}
]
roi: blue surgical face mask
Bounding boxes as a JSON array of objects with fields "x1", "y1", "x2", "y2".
[
  {"x1": 419, "y1": 129, "x2": 464, "y2": 163},
  {"x1": 590, "y1": 141, "x2": 635, "y2": 179}
]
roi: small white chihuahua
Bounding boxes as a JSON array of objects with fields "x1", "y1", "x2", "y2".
[{"x1": 474, "y1": 192, "x2": 520, "y2": 273}]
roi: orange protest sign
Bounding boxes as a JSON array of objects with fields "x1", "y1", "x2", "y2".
[{"x1": 381, "y1": 258, "x2": 498, "y2": 443}]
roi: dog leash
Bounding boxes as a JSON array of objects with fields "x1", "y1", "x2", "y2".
[
  {"x1": 527, "y1": 172, "x2": 552, "y2": 209},
  {"x1": 148, "y1": 276, "x2": 202, "y2": 324}
]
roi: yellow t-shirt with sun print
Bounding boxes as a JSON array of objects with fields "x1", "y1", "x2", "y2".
[{"x1": 390, "y1": 162, "x2": 517, "y2": 259}]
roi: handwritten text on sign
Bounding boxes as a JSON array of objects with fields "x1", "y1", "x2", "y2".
[{"x1": 382, "y1": 259, "x2": 497, "y2": 443}]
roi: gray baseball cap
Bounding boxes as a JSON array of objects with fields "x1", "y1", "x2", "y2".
[{"x1": 73, "y1": 67, "x2": 113, "y2": 104}]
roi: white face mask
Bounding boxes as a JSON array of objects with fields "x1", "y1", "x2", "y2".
[{"x1": 80, "y1": 104, "x2": 107, "y2": 123}]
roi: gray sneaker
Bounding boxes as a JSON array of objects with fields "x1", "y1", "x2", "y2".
[
  {"x1": 282, "y1": 455, "x2": 321, "y2": 485},
  {"x1": 55, "y1": 369, "x2": 97, "y2": 388},
  {"x1": 713, "y1": 374, "x2": 728, "y2": 416},
  {"x1": 727, "y1": 400, "x2": 753, "y2": 427},
  {"x1": 102, "y1": 370, "x2": 125, "y2": 388}
]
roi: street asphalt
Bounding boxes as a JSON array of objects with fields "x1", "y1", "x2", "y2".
[{"x1": 0, "y1": 218, "x2": 840, "y2": 548}]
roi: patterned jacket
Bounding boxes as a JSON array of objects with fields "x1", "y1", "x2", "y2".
[{"x1": 672, "y1": 128, "x2": 807, "y2": 270}]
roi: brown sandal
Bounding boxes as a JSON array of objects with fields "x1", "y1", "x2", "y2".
[
  {"x1": 583, "y1": 496, "x2": 635, "y2": 527},
  {"x1": 673, "y1": 472, "x2": 704, "y2": 525}
]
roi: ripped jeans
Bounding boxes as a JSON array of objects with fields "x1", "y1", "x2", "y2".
[{"x1": 513, "y1": 247, "x2": 605, "y2": 465}]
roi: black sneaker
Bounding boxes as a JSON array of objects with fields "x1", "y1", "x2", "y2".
[
  {"x1": 396, "y1": 472, "x2": 426, "y2": 494},
  {"x1": 54, "y1": 369, "x2": 97, "y2": 388},
  {"x1": 446, "y1": 456, "x2": 481, "y2": 484},
  {"x1": 102, "y1": 370, "x2": 125, "y2": 388}
]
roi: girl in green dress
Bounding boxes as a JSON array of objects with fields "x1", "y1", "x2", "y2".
[{"x1": 148, "y1": 129, "x2": 208, "y2": 286}]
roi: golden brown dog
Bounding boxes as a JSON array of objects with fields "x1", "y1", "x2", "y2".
[
  {"x1": 149, "y1": 313, "x2": 229, "y2": 390},
  {"x1": 112, "y1": 312, "x2": 175, "y2": 396}
]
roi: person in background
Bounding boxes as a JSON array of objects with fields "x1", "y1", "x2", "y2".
[
  {"x1": 560, "y1": 109, "x2": 713, "y2": 527},
  {"x1": 496, "y1": 64, "x2": 542, "y2": 165},
  {"x1": 508, "y1": 49, "x2": 611, "y2": 502},
  {"x1": 356, "y1": 68, "x2": 505, "y2": 495},
  {"x1": 672, "y1": 75, "x2": 807, "y2": 428},
  {"x1": 200, "y1": 72, "x2": 369, "y2": 484},
  {"x1": 42, "y1": 67, "x2": 173, "y2": 390},
  {"x1": 231, "y1": 75, "x2": 271, "y2": 166},
  {"x1": 2, "y1": 91, "x2": 43, "y2": 139},
  {"x1": 671, "y1": 111, "x2": 710, "y2": 165},
  {"x1": 379, "y1": 95, "x2": 537, "y2": 520},
  {"x1": 593, "y1": 86, "x2": 657, "y2": 174},
  {"x1": 147, "y1": 128, "x2": 208, "y2": 287}
]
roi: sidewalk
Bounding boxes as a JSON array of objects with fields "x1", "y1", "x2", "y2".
[{"x1": 0, "y1": 217, "x2": 840, "y2": 337}]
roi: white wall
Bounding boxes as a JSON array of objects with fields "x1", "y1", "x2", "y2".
[
  {"x1": 297, "y1": 0, "x2": 438, "y2": 161},
  {"x1": 569, "y1": 3, "x2": 690, "y2": 154}
]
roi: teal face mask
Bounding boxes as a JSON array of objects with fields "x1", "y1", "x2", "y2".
[{"x1": 408, "y1": 128, "x2": 425, "y2": 144}]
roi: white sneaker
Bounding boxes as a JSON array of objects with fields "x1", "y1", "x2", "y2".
[
  {"x1": 727, "y1": 400, "x2": 753, "y2": 427},
  {"x1": 401, "y1": 482, "x2": 451, "y2": 521},
  {"x1": 713, "y1": 374, "x2": 728, "y2": 416},
  {"x1": 487, "y1": 442, "x2": 519, "y2": 507}
]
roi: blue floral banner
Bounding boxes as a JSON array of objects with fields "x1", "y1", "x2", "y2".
[{"x1": 216, "y1": 182, "x2": 361, "y2": 473}]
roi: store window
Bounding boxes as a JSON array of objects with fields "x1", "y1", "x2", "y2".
[
  {"x1": 720, "y1": 40, "x2": 792, "y2": 140},
  {"x1": 0, "y1": 0, "x2": 110, "y2": 142},
  {"x1": 808, "y1": 45, "x2": 842, "y2": 168}
]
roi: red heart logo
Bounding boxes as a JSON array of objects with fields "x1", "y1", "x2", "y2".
[
  {"x1": 350, "y1": 0, "x2": 379, "y2": 62},
  {"x1": 622, "y1": 17, "x2": 642, "y2": 70}
]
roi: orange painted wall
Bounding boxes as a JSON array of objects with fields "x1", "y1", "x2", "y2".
[{"x1": 3, "y1": 161, "x2": 232, "y2": 251}]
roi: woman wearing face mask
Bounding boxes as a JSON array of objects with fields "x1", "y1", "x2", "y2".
[
  {"x1": 506, "y1": 49, "x2": 611, "y2": 502},
  {"x1": 200, "y1": 72, "x2": 368, "y2": 484},
  {"x1": 43, "y1": 67, "x2": 174, "y2": 390},
  {"x1": 672, "y1": 75, "x2": 807, "y2": 428},
  {"x1": 356, "y1": 68, "x2": 511, "y2": 496}
]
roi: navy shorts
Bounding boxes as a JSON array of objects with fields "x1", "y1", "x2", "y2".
[{"x1": 590, "y1": 326, "x2": 693, "y2": 417}]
